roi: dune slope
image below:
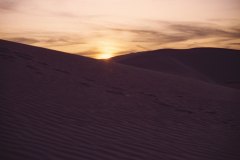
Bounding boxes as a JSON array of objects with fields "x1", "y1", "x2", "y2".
[
  {"x1": 1, "y1": 40, "x2": 240, "y2": 160},
  {"x1": 111, "y1": 48, "x2": 240, "y2": 88}
]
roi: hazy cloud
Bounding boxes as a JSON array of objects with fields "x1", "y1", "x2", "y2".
[
  {"x1": 169, "y1": 24, "x2": 240, "y2": 39},
  {"x1": 9, "y1": 37, "x2": 39, "y2": 44},
  {"x1": 6, "y1": 35, "x2": 87, "y2": 47},
  {"x1": 230, "y1": 43, "x2": 240, "y2": 46},
  {"x1": 0, "y1": 0, "x2": 20, "y2": 10},
  {"x1": 106, "y1": 28, "x2": 186, "y2": 43},
  {"x1": 108, "y1": 22, "x2": 240, "y2": 45},
  {"x1": 47, "y1": 11, "x2": 80, "y2": 18},
  {"x1": 109, "y1": 28, "x2": 158, "y2": 35}
]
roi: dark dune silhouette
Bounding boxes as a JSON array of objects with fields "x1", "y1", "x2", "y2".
[
  {"x1": 1, "y1": 39, "x2": 240, "y2": 160},
  {"x1": 111, "y1": 48, "x2": 240, "y2": 89}
]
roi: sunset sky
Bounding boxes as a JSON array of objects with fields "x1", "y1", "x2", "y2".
[{"x1": 0, "y1": 0, "x2": 240, "y2": 58}]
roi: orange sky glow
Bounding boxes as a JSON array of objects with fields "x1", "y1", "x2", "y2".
[{"x1": 0, "y1": 0, "x2": 240, "y2": 58}]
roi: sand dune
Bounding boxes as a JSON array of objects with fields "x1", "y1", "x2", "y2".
[
  {"x1": 1, "y1": 39, "x2": 240, "y2": 160},
  {"x1": 111, "y1": 48, "x2": 240, "y2": 89}
]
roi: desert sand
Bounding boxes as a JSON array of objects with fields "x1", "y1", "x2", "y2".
[
  {"x1": 1, "y1": 39, "x2": 240, "y2": 160},
  {"x1": 112, "y1": 48, "x2": 240, "y2": 89}
]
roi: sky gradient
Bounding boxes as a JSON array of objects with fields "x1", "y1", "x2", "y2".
[{"x1": 0, "y1": 0, "x2": 240, "y2": 58}]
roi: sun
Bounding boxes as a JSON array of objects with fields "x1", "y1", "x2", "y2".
[
  {"x1": 95, "y1": 40, "x2": 119, "y2": 59},
  {"x1": 97, "y1": 53, "x2": 113, "y2": 59}
]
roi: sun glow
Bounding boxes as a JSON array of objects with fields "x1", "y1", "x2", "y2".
[
  {"x1": 95, "y1": 40, "x2": 120, "y2": 59},
  {"x1": 97, "y1": 53, "x2": 113, "y2": 59}
]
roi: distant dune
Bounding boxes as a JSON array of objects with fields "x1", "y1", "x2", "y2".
[
  {"x1": 1, "y1": 39, "x2": 240, "y2": 160},
  {"x1": 111, "y1": 48, "x2": 240, "y2": 89}
]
